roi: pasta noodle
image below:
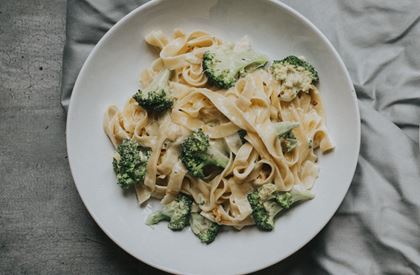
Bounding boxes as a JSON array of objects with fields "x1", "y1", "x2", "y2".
[{"x1": 103, "y1": 29, "x2": 334, "y2": 229}]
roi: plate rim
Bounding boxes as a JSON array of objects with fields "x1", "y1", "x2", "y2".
[{"x1": 66, "y1": 0, "x2": 361, "y2": 274}]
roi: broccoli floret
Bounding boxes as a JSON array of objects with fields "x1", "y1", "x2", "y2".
[
  {"x1": 270, "y1": 56, "x2": 319, "y2": 102},
  {"x1": 248, "y1": 195, "x2": 274, "y2": 232},
  {"x1": 274, "y1": 121, "x2": 299, "y2": 153},
  {"x1": 190, "y1": 213, "x2": 221, "y2": 244},
  {"x1": 247, "y1": 190, "x2": 281, "y2": 231},
  {"x1": 203, "y1": 46, "x2": 268, "y2": 89},
  {"x1": 271, "y1": 55, "x2": 319, "y2": 84},
  {"x1": 180, "y1": 129, "x2": 229, "y2": 178},
  {"x1": 112, "y1": 139, "x2": 151, "y2": 189},
  {"x1": 133, "y1": 69, "x2": 173, "y2": 113},
  {"x1": 146, "y1": 194, "x2": 193, "y2": 231},
  {"x1": 247, "y1": 184, "x2": 314, "y2": 231}
]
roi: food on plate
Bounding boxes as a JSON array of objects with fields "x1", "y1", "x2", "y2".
[{"x1": 103, "y1": 29, "x2": 334, "y2": 244}]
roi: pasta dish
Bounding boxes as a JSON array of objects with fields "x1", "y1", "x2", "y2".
[{"x1": 103, "y1": 29, "x2": 334, "y2": 244}]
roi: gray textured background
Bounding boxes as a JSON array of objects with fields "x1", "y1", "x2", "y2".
[{"x1": 0, "y1": 0, "x2": 163, "y2": 274}]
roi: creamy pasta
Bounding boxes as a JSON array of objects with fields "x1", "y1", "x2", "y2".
[{"x1": 104, "y1": 29, "x2": 333, "y2": 232}]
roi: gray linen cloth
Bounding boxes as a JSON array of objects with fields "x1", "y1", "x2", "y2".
[{"x1": 61, "y1": 0, "x2": 420, "y2": 274}]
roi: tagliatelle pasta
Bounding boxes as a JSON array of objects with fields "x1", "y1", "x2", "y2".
[{"x1": 103, "y1": 29, "x2": 334, "y2": 231}]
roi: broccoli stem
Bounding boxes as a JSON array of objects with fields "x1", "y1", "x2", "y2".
[{"x1": 275, "y1": 186, "x2": 314, "y2": 209}]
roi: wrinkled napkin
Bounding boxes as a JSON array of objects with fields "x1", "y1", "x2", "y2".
[{"x1": 61, "y1": 0, "x2": 420, "y2": 274}]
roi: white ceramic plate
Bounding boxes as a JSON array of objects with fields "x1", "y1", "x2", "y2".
[{"x1": 66, "y1": 0, "x2": 360, "y2": 274}]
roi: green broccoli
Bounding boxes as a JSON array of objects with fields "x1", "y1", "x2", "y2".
[
  {"x1": 112, "y1": 139, "x2": 151, "y2": 189},
  {"x1": 146, "y1": 194, "x2": 193, "y2": 231},
  {"x1": 247, "y1": 184, "x2": 314, "y2": 231},
  {"x1": 180, "y1": 129, "x2": 229, "y2": 178},
  {"x1": 190, "y1": 213, "x2": 221, "y2": 244},
  {"x1": 270, "y1": 56, "x2": 319, "y2": 102},
  {"x1": 133, "y1": 69, "x2": 173, "y2": 113},
  {"x1": 247, "y1": 190, "x2": 281, "y2": 231},
  {"x1": 270, "y1": 55, "x2": 319, "y2": 85},
  {"x1": 203, "y1": 46, "x2": 268, "y2": 89},
  {"x1": 274, "y1": 121, "x2": 299, "y2": 153},
  {"x1": 275, "y1": 186, "x2": 315, "y2": 209}
]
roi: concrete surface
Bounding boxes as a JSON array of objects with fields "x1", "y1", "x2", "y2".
[{"x1": 0, "y1": 1, "x2": 165, "y2": 274}]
